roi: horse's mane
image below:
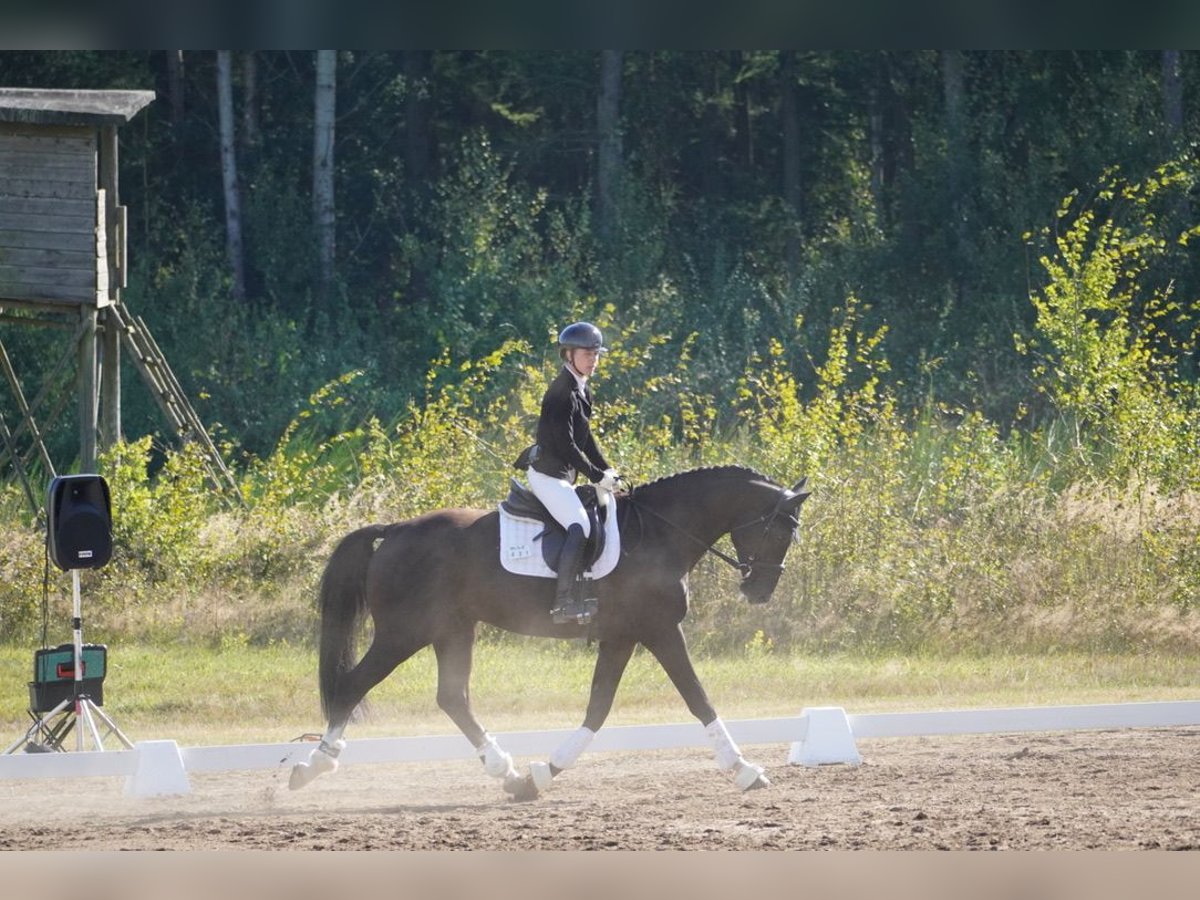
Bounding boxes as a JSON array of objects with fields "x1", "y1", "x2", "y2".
[{"x1": 630, "y1": 464, "x2": 778, "y2": 497}]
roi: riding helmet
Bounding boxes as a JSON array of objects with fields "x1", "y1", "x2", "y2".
[{"x1": 558, "y1": 321, "x2": 607, "y2": 355}]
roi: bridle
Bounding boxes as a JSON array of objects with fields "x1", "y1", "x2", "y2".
[{"x1": 624, "y1": 489, "x2": 799, "y2": 578}]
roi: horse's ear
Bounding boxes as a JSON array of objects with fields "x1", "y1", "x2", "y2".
[
  {"x1": 791, "y1": 478, "x2": 811, "y2": 502},
  {"x1": 782, "y1": 478, "x2": 812, "y2": 511}
]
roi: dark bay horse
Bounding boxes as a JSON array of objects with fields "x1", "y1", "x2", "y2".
[{"x1": 289, "y1": 465, "x2": 810, "y2": 799}]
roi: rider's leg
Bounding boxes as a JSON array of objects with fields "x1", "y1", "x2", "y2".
[
  {"x1": 526, "y1": 469, "x2": 593, "y2": 621},
  {"x1": 526, "y1": 469, "x2": 592, "y2": 537},
  {"x1": 551, "y1": 523, "x2": 588, "y2": 620}
]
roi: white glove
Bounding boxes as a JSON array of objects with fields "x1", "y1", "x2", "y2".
[{"x1": 597, "y1": 469, "x2": 622, "y2": 493}]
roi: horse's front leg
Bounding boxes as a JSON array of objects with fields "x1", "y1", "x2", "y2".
[
  {"x1": 509, "y1": 638, "x2": 636, "y2": 801},
  {"x1": 645, "y1": 624, "x2": 770, "y2": 791}
]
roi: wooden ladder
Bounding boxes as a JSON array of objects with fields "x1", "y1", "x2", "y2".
[
  {"x1": 106, "y1": 305, "x2": 241, "y2": 500},
  {"x1": 0, "y1": 331, "x2": 75, "y2": 515}
]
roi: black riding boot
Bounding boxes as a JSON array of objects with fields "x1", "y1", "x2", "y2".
[{"x1": 551, "y1": 523, "x2": 589, "y2": 623}]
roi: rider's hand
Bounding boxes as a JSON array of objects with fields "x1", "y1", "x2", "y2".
[{"x1": 598, "y1": 469, "x2": 622, "y2": 493}]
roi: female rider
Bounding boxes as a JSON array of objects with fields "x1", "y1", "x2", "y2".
[{"x1": 517, "y1": 321, "x2": 621, "y2": 622}]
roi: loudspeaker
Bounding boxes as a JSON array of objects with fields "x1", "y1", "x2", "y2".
[{"x1": 46, "y1": 475, "x2": 112, "y2": 571}]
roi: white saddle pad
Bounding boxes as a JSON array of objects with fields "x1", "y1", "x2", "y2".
[{"x1": 498, "y1": 502, "x2": 621, "y2": 580}]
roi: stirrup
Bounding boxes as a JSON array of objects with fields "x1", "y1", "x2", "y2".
[{"x1": 551, "y1": 597, "x2": 597, "y2": 624}]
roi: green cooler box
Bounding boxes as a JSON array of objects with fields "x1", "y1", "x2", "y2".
[{"x1": 29, "y1": 643, "x2": 107, "y2": 712}]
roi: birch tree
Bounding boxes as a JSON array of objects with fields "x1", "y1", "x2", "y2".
[
  {"x1": 313, "y1": 50, "x2": 337, "y2": 298},
  {"x1": 216, "y1": 50, "x2": 246, "y2": 301}
]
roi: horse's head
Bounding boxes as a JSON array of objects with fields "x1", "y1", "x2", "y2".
[{"x1": 730, "y1": 477, "x2": 811, "y2": 604}]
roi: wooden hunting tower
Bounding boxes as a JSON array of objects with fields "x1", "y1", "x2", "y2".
[{"x1": 0, "y1": 88, "x2": 234, "y2": 513}]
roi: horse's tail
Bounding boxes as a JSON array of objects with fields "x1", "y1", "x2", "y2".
[{"x1": 317, "y1": 524, "x2": 388, "y2": 721}]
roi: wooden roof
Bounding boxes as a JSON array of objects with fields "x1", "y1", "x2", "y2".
[{"x1": 0, "y1": 88, "x2": 155, "y2": 127}]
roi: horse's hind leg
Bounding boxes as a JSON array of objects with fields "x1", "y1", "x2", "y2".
[
  {"x1": 289, "y1": 636, "x2": 423, "y2": 789},
  {"x1": 433, "y1": 628, "x2": 524, "y2": 795}
]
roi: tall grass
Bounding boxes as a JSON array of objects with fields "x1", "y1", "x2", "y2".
[
  {"x1": 1, "y1": 170, "x2": 1198, "y2": 657},
  {"x1": 2, "y1": 642, "x2": 1195, "y2": 742}
]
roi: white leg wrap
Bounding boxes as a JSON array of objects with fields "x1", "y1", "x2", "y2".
[
  {"x1": 288, "y1": 738, "x2": 344, "y2": 790},
  {"x1": 704, "y1": 718, "x2": 742, "y2": 771},
  {"x1": 549, "y1": 727, "x2": 595, "y2": 771},
  {"x1": 476, "y1": 734, "x2": 518, "y2": 780},
  {"x1": 530, "y1": 761, "x2": 554, "y2": 792}
]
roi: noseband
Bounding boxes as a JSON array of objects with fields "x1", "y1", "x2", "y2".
[
  {"x1": 727, "y1": 505, "x2": 799, "y2": 577},
  {"x1": 626, "y1": 490, "x2": 799, "y2": 578}
]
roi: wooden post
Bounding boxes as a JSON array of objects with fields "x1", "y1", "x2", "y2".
[
  {"x1": 78, "y1": 305, "x2": 97, "y2": 471},
  {"x1": 98, "y1": 124, "x2": 121, "y2": 450},
  {"x1": 100, "y1": 308, "x2": 120, "y2": 448}
]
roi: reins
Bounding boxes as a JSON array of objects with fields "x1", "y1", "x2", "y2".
[{"x1": 623, "y1": 486, "x2": 795, "y2": 577}]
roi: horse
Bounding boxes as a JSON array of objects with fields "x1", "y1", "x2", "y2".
[{"x1": 289, "y1": 465, "x2": 811, "y2": 799}]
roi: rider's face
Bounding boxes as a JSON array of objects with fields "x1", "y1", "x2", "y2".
[{"x1": 569, "y1": 348, "x2": 600, "y2": 377}]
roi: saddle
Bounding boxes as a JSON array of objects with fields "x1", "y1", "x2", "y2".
[{"x1": 500, "y1": 478, "x2": 608, "y2": 572}]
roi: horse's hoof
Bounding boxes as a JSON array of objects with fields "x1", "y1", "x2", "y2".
[
  {"x1": 288, "y1": 763, "x2": 315, "y2": 790},
  {"x1": 744, "y1": 773, "x2": 771, "y2": 791},
  {"x1": 288, "y1": 747, "x2": 339, "y2": 790},
  {"x1": 734, "y1": 761, "x2": 769, "y2": 791},
  {"x1": 505, "y1": 774, "x2": 540, "y2": 802}
]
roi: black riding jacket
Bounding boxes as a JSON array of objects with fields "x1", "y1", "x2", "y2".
[{"x1": 530, "y1": 366, "x2": 611, "y2": 483}]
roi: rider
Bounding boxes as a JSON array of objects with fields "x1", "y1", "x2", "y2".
[{"x1": 518, "y1": 321, "x2": 621, "y2": 622}]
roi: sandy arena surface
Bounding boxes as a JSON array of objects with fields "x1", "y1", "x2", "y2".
[{"x1": 0, "y1": 726, "x2": 1197, "y2": 851}]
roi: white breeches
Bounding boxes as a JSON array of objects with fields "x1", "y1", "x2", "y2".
[{"x1": 527, "y1": 467, "x2": 591, "y2": 537}]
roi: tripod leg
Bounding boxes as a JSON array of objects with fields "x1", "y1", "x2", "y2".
[
  {"x1": 3, "y1": 720, "x2": 38, "y2": 755},
  {"x1": 3, "y1": 697, "x2": 73, "y2": 754},
  {"x1": 76, "y1": 699, "x2": 105, "y2": 751},
  {"x1": 86, "y1": 700, "x2": 134, "y2": 750}
]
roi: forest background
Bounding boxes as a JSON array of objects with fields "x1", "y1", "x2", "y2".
[{"x1": 1, "y1": 51, "x2": 1199, "y2": 660}]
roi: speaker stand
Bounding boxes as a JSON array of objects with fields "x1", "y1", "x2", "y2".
[{"x1": 4, "y1": 570, "x2": 133, "y2": 754}]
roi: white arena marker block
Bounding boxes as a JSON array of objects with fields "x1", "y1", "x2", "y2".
[
  {"x1": 125, "y1": 740, "x2": 192, "y2": 797},
  {"x1": 788, "y1": 706, "x2": 862, "y2": 767}
]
